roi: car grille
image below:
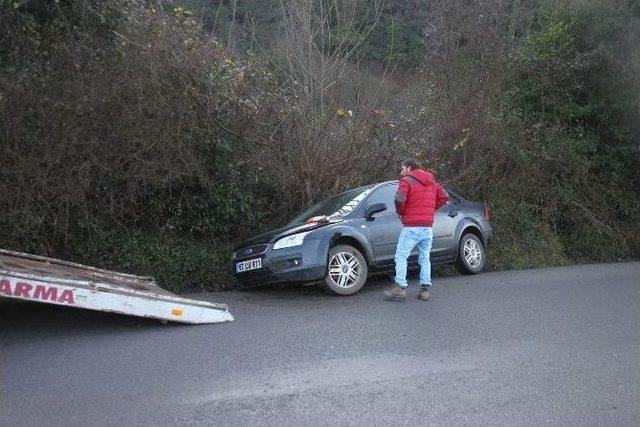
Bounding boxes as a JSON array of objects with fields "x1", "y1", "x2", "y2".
[{"x1": 234, "y1": 244, "x2": 269, "y2": 259}]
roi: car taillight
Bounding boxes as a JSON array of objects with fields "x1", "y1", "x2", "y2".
[{"x1": 483, "y1": 202, "x2": 492, "y2": 220}]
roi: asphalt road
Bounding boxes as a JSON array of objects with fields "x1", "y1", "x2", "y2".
[{"x1": 1, "y1": 262, "x2": 639, "y2": 426}]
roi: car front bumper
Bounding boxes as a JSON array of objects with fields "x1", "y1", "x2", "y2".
[{"x1": 232, "y1": 238, "x2": 328, "y2": 286}]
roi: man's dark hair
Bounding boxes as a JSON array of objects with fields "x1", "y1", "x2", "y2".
[{"x1": 402, "y1": 158, "x2": 422, "y2": 170}]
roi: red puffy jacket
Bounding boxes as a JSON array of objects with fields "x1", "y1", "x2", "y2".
[{"x1": 394, "y1": 169, "x2": 449, "y2": 227}]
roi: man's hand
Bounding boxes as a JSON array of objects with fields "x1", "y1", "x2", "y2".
[{"x1": 435, "y1": 184, "x2": 449, "y2": 211}]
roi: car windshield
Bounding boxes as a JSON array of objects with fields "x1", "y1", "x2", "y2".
[{"x1": 288, "y1": 185, "x2": 375, "y2": 225}]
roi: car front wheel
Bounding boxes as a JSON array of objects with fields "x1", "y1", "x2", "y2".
[
  {"x1": 455, "y1": 233, "x2": 486, "y2": 275},
  {"x1": 322, "y1": 244, "x2": 368, "y2": 296}
]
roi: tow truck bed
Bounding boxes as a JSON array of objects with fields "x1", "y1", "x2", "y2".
[{"x1": 0, "y1": 249, "x2": 233, "y2": 324}]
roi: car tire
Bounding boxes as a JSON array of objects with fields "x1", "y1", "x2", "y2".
[
  {"x1": 322, "y1": 245, "x2": 368, "y2": 296},
  {"x1": 455, "y1": 233, "x2": 486, "y2": 275}
]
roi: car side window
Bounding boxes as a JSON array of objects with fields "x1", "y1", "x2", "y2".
[{"x1": 365, "y1": 184, "x2": 398, "y2": 214}]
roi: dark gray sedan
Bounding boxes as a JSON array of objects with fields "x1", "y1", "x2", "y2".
[{"x1": 232, "y1": 181, "x2": 493, "y2": 295}]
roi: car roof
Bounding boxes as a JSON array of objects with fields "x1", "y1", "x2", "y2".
[{"x1": 368, "y1": 180, "x2": 466, "y2": 201}]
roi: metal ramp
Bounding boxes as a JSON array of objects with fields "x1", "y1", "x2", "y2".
[{"x1": 0, "y1": 249, "x2": 234, "y2": 324}]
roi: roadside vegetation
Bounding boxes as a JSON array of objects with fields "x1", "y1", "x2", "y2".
[{"x1": 1, "y1": 0, "x2": 638, "y2": 292}]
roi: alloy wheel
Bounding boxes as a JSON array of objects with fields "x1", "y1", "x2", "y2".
[
  {"x1": 463, "y1": 238, "x2": 483, "y2": 268},
  {"x1": 328, "y1": 252, "x2": 361, "y2": 288}
]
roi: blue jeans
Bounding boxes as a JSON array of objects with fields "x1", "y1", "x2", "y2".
[{"x1": 394, "y1": 227, "x2": 433, "y2": 289}]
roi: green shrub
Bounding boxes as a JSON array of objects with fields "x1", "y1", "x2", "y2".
[
  {"x1": 487, "y1": 196, "x2": 569, "y2": 271},
  {"x1": 69, "y1": 230, "x2": 236, "y2": 293}
]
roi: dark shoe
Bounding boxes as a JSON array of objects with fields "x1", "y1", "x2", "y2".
[
  {"x1": 417, "y1": 288, "x2": 431, "y2": 301},
  {"x1": 384, "y1": 284, "x2": 407, "y2": 301}
]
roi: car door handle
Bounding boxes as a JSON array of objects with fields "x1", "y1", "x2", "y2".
[{"x1": 448, "y1": 211, "x2": 459, "y2": 217}]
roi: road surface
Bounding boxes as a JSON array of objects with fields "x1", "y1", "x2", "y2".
[{"x1": 1, "y1": 263, "x2": 639, "y2": 426}]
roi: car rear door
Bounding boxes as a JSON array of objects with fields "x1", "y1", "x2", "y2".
[{"x1": 431, "y1": 195, "x2": 459, "y2": 259}]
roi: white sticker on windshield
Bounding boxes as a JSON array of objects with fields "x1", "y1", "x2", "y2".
[{"x1": 330, "y1": 188, "x2": 373, "y2": 218}]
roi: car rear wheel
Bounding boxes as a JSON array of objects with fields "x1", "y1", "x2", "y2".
[
  {"x1": 455, "y1": 233, "x2": 486, "y2": 275},
  {"x1": 322, "y1": 245, "x2": 368, "y2": 296}
]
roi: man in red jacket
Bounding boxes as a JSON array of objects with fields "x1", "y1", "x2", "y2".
[{"x1": 385, "y1": 159, "x2": 449, "y2": 301}]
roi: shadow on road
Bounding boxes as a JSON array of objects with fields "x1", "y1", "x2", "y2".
[
  {"x1": 225, "y1": 269, "x2": 444, "y2": 301},
  {"x1": 214, "y1": 274, "x2": 392, "y2": 300},
  {"x1": 0, "y1": 299, "x2": 164, "y2": 332}
]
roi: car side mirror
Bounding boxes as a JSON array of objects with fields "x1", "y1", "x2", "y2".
[{"x1": 365, "y1": 203, "x2": 387, "y2": 220}]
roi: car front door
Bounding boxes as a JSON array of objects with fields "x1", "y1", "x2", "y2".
[
  {"x1": 363, "y1": 184, "x2": 403, "y2": 267},
  {"x1": 365, "y1": 183, "x2": 458, "y2": 265}
]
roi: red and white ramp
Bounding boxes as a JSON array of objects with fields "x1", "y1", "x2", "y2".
[{"x1": 0, "y1": 249, "x2": 233, "y2": 324}]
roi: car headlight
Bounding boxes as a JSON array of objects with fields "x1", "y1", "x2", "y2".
[{"x1": 273, "y1": 231, "x2": 310, "y2": 250}]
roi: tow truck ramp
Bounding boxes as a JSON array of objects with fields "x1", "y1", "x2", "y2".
[{"x1": 0, "y1": 249, "x2": 233, "y2": 324}]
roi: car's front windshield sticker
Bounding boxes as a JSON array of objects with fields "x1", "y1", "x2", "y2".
[{"x1": 329, "y1": 188, "x2": 373, "y2": 218}]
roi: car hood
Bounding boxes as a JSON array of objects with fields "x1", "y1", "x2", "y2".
[{"x1": 235, "y1": 219, "x2": 339, "y2": 249}]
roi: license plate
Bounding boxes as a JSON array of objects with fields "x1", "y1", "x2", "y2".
[{"x1": 236, "y1": 258, "x2": 262, "y2": 273}]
